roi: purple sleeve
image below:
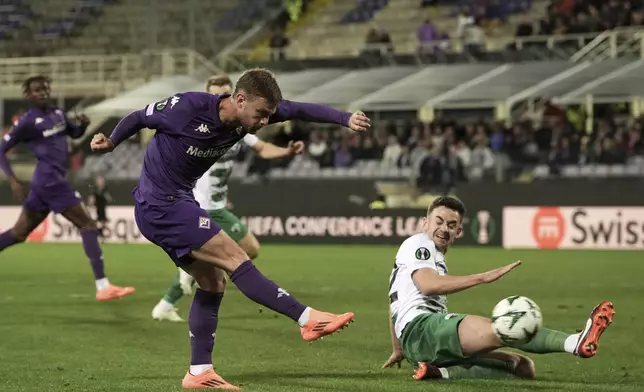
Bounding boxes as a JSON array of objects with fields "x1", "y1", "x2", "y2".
[
  {"x1": 108, "y1": 109, "x2": 156, "y2": 147},
  {"x1": 270, "y1": 100, "x2": 352, "y2": 127},
  {"x1": 66, "y1": 118, "x2": 88, "y2": 139},
  {"x1": 0, "y1": 120, "x2": 29, "y2": 179}
]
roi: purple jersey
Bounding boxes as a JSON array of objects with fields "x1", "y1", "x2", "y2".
[
  {"x1": 109, "y1": 92, "x2": 352, "y2": 206},
  {"x1": 0, "y1": 106, "x2": 85, "y2": 188}
]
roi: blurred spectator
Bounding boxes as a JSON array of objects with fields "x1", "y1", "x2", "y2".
[
  {"x1": 417, "y1": 19, "x2": 442, "y2": 54},
  {"x1": 334, "y1": 138, "x2": 355, "y2": 167},
  {"x1": 269, "y1": 27, "x2": 290, "y2": 61},
  {"x1": 462, "y1": 19, "x2": 486, "y2": 55},
  {"x1": 382, "y1": 135, "x2": 403, "y2": 166},
  {"x1": 515, "y1": 14, "x2": 534, "y2": 37},
  {"x1": 308, "y1": 129, "x2": 328, "y2": 163},
  {"x1": 356, "y1": 135, "x2": 382, "y2": 160},
  {"x1": 456, "y1": 8, "x2": 475, "y2": 38},
  {"x1": 469, "y1": 131, "x2": 494, "y2": 180}
]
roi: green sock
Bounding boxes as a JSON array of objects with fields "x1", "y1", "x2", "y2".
[
  {"x1": 513, "y1": 328, "x2": 569, "y2": 354},
  {"x1": 444, "y1": 365, "x2": 516, "y2": 380},
  {"x1": 162, "y1": 271, "x2": 184, "y2": 305}
]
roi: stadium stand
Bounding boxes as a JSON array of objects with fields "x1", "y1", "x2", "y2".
[{"x1": 0, "y1": 0, "x2": 282, "y2": 57}]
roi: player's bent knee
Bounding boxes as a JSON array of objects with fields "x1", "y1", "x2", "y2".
[
  {"x1": 240, "y1": 234, "x2": 260, "y2": 260},
  {"x1": 458, "y1": 315, "x2": 503, "y2": 356},
  {"x1": 191, "y1": 231, "x2": 249, "y2": 273}
]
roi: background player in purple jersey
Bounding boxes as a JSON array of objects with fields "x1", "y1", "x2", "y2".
[
  {"x1": 91, "y1": 68, "x2": 370, "y2": 390},
  {"x1": 0, "y1": 76, "x2": 135, "y2": 302}
]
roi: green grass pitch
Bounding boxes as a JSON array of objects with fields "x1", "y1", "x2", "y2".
[{"x1": 0, "y1": 244, "x2": 641, "y2": 392}]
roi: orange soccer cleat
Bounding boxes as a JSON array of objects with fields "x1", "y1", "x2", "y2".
[
  {"x1": 574, "y1": 301, "x2": 615, "y2": 358},
  {"x1": 182, "y1": 368, "x2": 240, "y2": 390},
  {"x1": 95, "y1": 284, "x2": 136, "y2": 302},
  {"x1": 300, "y1": 309, "x2": 355, "y2": 342}
]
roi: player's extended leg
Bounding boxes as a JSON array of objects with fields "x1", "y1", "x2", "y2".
[
  {"x1": 152, "y1": 207, "x2": 250, "y2": 322},
  {"x1": 415, "y1": 302, "x2": 614, "y2": 381},
  {"x1": 0, "y1": 208, "x2": 48, "y2": 251},
  {"x1": 422, "y1": 351, "x2": 536, "y2": 380},
  {"x1": 152, "y1": 269, "x2": 194, "y2": 322},
  {"x1": 191, "y1": 230, "x2": 354, "y2": 342},
  {"x1": 180, "y1": 262, "x2": 235, "y2": 389},
  {"x1": 61, "y1": 203, "x2": 135, "y2": 301}
]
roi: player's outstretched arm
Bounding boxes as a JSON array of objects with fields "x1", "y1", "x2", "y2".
[
  {"x1": 412, "y1": 261, "x2": 521, "y2": 296},
  {"x1": 253, "y1": 139, "x2": 305, "y2": 159},
  {"x1": 271, "y1": 100, "x2": 371, "y2": 132}
]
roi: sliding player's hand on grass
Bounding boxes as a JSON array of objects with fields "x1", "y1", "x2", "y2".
[
  {"x1": 481, "y1": 261, "x2": 522, "y2": 284},
  {"x1": 348, "y1": 111, "x2": 371, "y2": 132},
  {"x1": 382, "y1": 350, "x2": 405, "y2": 369}
]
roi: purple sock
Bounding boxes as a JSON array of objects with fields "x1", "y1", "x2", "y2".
[
  {"x1": 0, "y1": 231, "x2": 20, "y2": 252},
  {"x1": 230, "y1": 260, "x2": 307, "y2": 322},
  {"x1": 80, "y1": 230, "x2": 106, "y2": 280},
  {"x1": 189, "y1": 289, "x2": 224, "y2": 365}
]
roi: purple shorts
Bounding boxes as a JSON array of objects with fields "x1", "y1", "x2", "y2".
[
  {"x1": 24, "y1": 181, "x2": 82, "y2": 214},
  {"x1": 134, "y1": 198, "x2": 222, "y2": 267}
]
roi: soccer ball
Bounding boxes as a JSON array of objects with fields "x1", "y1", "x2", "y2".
[{"x1": 491, "y1": 296, "x2": 543, "y2": 345}]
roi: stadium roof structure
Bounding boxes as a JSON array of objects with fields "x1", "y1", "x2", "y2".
[
  {"x1": 555, "y1": 59, "x2": 644, "y2": 104},
  {"x1": 85, "y1": 60, "x2": 644, "y2": 118}
]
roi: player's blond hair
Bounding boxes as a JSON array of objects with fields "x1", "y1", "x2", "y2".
[{"x1": 206, "y1": 75, "x2": 233, "y2": 91}]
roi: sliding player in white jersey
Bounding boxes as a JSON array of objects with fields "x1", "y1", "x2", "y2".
[
  {"x1": 152, "y1": 74, "x2": 304, "y2": 321},
  {"x1": 383, "y1": 196, "x2": 615, "y2": 381}
]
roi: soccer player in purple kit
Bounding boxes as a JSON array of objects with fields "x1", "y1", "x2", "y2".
[
  {"x1": 0, "y1": 76, "x2": 135, "y2": 302},
  {"x1": 91, "y1": 68, "x2": 370, "y2": 390}
]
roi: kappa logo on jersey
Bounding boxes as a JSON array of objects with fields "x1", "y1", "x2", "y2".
[
  {"x1": 195, "y1": 124, "x2": 210, "y2": 134},
  {"x1": 277, "y1": 288, "x2": 290, "y2": 299},
  {"x1": 444, "y1": 313, "x2": 459, "y2": 320},
  {"x1": 199, "y1": 217, "x2": 211, "y2": 229},
  {"x1": 170, "y1": 96, "x2": 180, "y2": 109},
  {"x1": 155, "y1": 99, "x2": 168, "y2": 111},
  {"x1": 415, "y1": 247, "x2": 430, "y2": 260}
]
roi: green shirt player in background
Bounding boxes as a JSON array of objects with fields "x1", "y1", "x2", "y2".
[
  {"x1": 152, "y1": 75, "x2": 305, "y2": 321},
  {"x1": 382, "y1": 196, "x2": 615, "y2": 381}
]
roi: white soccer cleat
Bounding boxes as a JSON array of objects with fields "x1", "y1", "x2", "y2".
[
  {"x1": 152, "y1": 302, "x2": 185, "y2": 322},
  {"x1": 178, "y1": 268, "x2": 195, "y2": 296}
]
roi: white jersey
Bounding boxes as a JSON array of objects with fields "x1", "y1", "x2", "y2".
[
  {"x1": 388, "y1": 233, "x2": 448, "y2": 338},
  {"x1": 194, "y1": 133, "x2": 259, "y2": 210}
]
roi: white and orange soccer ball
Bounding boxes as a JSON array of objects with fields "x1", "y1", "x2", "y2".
[{"x1": 491, "y1": 295, "x2": 543, "y2": 345}]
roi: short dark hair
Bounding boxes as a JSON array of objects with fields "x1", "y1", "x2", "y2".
[
  {"x1": 206, "y1": 74, "x2": 232, "y2": 91},
  {"x1": 427, "y1": 196, "x2": 466, "y2": 220},
  {"x1": 22, "y1": 75, "x2": 50, "y2": 95},
  {"x1": 234, "y1": 68, "x2": 283, "y2": 106}
]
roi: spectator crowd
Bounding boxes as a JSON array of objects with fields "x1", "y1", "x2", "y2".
[{"x1": 243, "y1": 101, "x2": 644, "y2": 188}]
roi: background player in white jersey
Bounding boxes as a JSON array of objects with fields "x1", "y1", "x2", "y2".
[
  {"x1": 383, "y1": 196, "x2": 615, "y2": 381},
  {"x1": 152, "y1": 75, "x2": 305, "y2": 321}
]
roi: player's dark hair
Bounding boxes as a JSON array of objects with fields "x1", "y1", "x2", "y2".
[
  {"x1": 22, "y1": 75, "x2": 51, "y2": 95},
  {"x1": 234, "y1": 68, "x2": 283, "y2": 106},
  {"x1": 427, "y1": 196, "x2": 466, "y2": 220},
  {"x1": 206, "y1": 74, "x2": 232, "y2": 91}
]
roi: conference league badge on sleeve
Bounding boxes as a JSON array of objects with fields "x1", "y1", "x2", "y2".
[{"x1": 415, "y1": 247, "x2": 431, "y2": 261}]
